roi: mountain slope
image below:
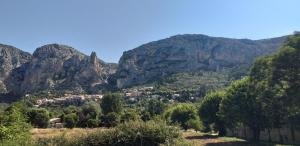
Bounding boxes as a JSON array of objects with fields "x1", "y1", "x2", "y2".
[
  {"x1": 1, "y1": 44, "x2": 117, "y2": 98},
  {"x1": 116, "y1": 34, "x2": 286, "y2": 88},
  {"x1": 0, "y1": 44, "x2": 32, "y2": 93}
]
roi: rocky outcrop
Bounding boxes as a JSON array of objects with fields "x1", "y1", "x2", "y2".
[
  {"x1": 0, "y1": 44, "x2": 31, "y2": 93},
  {"x1": 116, "y1": 34, "x2": 286, "y2": 88},
  {"x1": 18, "y1": 44, "x2": 116, "y2": 94},
  {"x1": 1, "y1": 44, "x2": 117, "y2": 97}
]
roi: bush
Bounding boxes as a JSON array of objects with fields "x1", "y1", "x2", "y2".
[
  {"x1": 0, "y1": 103, "x2": 31, "y2": 145},
  {"x1": 100, "y1": 93, "x2": 123, "y2": 115},
  {"x1": 120, "y1": 109, "x2": 140, "y2": 123},
  {"x1": 100, "y1": 112, "x2": 120, "y2": 127},
  {"x1": 64, "y1": 113, "x2": 78, "y2": 128},
  {"x1": 165, "y1": 103, "x2": 201, "y2": 130},
  {"x1": 87, "y1": 119, "x2": 99, "y2": 128},
  {"x1": 72, "y1": 120, "x2": 181, "y2": 146},
  {"x1": 28, "y1": 108, "x2": 50, "y2": 128}
]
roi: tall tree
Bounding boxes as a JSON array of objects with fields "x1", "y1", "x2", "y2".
[
  {"x1": 100, "y1": 93, "x2": 124, "y2": 115},
  {"x1": 198, "y1": 91, "x2": 226, "y2": 136},
  {"x1": 219, "y1": 77, "x2": 266, "y2": 141}
]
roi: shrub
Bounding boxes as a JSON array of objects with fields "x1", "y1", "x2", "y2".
[
  {"x1": 100, "y1": 93, "x2": 123, "y2": 115},
  {"x1": 73, "y1": 120, "x2": 181, "y2": 146},
  {"x1": 165, "y1": 103, "x2": 201, "y2": 130},
  {"x1": 100, "y1": 112, "x2": 120, "y2": 127},
  {"x1": 87, "y1": 119, "x2": 99, "y2": 128},
  {"x1": 0, "y1": 103, "x2": 31, "y2": 145},
  {"x1": 64, "y1": 113, "x2": 78, "y2": 128},
  {"x1": 28, "y1": 108, "x2": 50, "y2": 128}
]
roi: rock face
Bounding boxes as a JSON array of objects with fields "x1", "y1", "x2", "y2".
[
  {"x1": 0, "y1": 44, "x2": 31, "y2": 93},
  {"x1": 2, "y1": 44, "x2": 117, "y2": 96},
  {"x1": 21, "y1": 44, "x2": 117, "y2": 94},
  {"x1": 116, "y1": 34, "x2": 286, "y2": 88}
]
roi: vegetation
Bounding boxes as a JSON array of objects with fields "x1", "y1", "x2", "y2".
[
  {"x1": 1, "y1": 33, "x2": 300, "y2": 145},
  {"x1": 35, "y1": 120, "x2": 184, "y2": 146},
  {"x1": 165, "y1": 103, "x2": 202, "y2": 131},
  {"x1": 198, "y1": 91, "x2": 226, "y2": 135},
  {"x1": 100, "y1": 93, "x2": 124, "y2": 115},
  {"x1": 0, "y1": 103, "x2": 31, "y2": 145},
  {"x1": 28, "y1": 108, "x2": 50, "y2": 128}
]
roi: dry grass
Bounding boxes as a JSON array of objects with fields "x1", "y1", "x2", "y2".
[
  {"x1": 31, "y1": 128, "x2": 292, "y2": 146},
  {"x1": 31, "y1": 128, "x2": 106, "y2": 143}
]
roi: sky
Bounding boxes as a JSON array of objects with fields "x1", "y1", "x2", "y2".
[{"x1": 0, "y1": 0, "x2": 299, "y2": 63}]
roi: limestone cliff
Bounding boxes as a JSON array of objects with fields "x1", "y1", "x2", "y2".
[{"x1": 116, "y1": 34, "x2": 286, "y2": 88}]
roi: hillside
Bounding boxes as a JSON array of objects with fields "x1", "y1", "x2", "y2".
[
  {"x1": 0, "y1": 34, "x2": 288, "y2": 100},
  {"x1": 0, "y1": 44, "x2": 117, "y2": 100},
  {"x1": 116, "y1": 34, "x2": 286, "y2": 88}
]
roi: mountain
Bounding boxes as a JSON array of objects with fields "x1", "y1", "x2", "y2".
[
  {"x1": 0, "y1": 34, "x2": 288, "y2": 99},
  {"x1": 0, "y1": 44, "x2": 32, "y2": 93},
  {"x1": 116, "y1": 34, "x2": 286, "y2": 88},
  {"x1": 1, "y1": 44, "x2": 117, "y2": 98}
]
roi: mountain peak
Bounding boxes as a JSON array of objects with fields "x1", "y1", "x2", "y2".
[{"x1": 33, "y1": 44, "x2": 84, "y2": 59}]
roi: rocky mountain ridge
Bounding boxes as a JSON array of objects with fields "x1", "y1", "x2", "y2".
[
  {"x1": 0, "y1": 44, "x2": 117, "y2": 98},
  {"x1": 116, "y1": 34, "x2": 286, "y2": 88},
  {"x1": 0, "y1": 34, "x2": 288, "y2": 99}
]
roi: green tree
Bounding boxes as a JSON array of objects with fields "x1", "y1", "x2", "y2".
[
  {"x1": 219, "y1": 77, "x2": 265, "y2": 141},
  {"x1": 100, "y1": 93, "x2": 124, "y2": 115},
  {"x1": 198, "y1": 91, "x2": 226, "y2": 136},
  {"x1": 28, "y1": 108, "x2": 50, "y2": 128},
  {"x1": 146, "y1": 99, "x2": 165, "y2": 117},
  {"x1": 101, "y1": 112, "x2": 120, "y2": 127},
  {"x1": 64, "y1": 113, "x2": 78, "y2": 128},
  {"x1": 120, "y1": 109, "x2": 140, "y2": 123},
  {"x1": 0, "y1": 103, "x2": 31, "y2": 145},
  {"x1": 77, "y1": 102, "x2": 101, "y2": 127},
  {"x1": 165, "y1": 103, "x2": 200, "y2": 130}
]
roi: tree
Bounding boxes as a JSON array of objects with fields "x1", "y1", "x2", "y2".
[
  {"x1": 266, "y1": 34, "x2": 300, "y2": 142},
  {"x1": 101, "y1": 112, "x2": 120, "y2": 127},
  {"x1": 0, "y1": 103, "x2": 31, "y2": 145},
  {"x1": 165, "y1": 103, "x2": 200, "y2": 130},
  {"x1": 77, "y1": 102, "x2": 101, "y2": 127},
  {"x1": 27, "y1": 108, "x2": 50, "y2": 128},
  {"x1": 120, "y1": 109, "x2": 140, "y2": 123},
  {"x1": 64, "y1": 113, "x2": 78, "y2": 128},
  {"x1": 198, "y1": 91, "x2": 226, "y2": 136},
  {"x1": 146, "y1": 99, "x2": 165, "y2": 117},
  {"x1": 100, "y1": 93, "x2": 124, "y2": 115},
  {"x1": 219, "y1": 77, "x2": 265, "y2": 141}
]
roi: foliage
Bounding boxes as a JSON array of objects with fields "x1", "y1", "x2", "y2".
[
  {"x1": 120, "y1": 109, "x2": 140, "y2": 123},
  {"x1": 64, "y1": 113, "x2": 78, "y2": 128},
  {"x1": 198, "y1": 91, "x2": 226, "y2": 135},
  {"x1": 146, "y1": 99, "x2": 165, "y2": 117},
  {"x1": 68, "y1": 120, "x2": 181, "y2": 146},
  {"x1": 77, "y1": 102, "x2": 101, "y2": 127},
  {"x1": 101, "y1": 112, "x2": 120, "y2": 127},
  {"x1": 100, "y1": 93, "x2": 124, "y2": 115},
  {"x1": 219, "y1": 77, "x2": 266, "y2": 141},
  {"x1": 0, "y1": 103, "x2": 31, "y2": 145},
  {"x1": 28, "y1": 108, "x2": 50, "y2": 128},
  {"x1": 165, "y1": 103, "x2": 201, "y2": 130}
]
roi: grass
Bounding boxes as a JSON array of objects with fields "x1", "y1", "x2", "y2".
[
  {"x1": 182, "y1": 131, "x2": 294, "y2": 146},
  {"x1": 31, "y1": 128, "x2": 106, "y2": 144},
  {"x1": 31, "y1": 128, "x2": 294, "y2": 146}
]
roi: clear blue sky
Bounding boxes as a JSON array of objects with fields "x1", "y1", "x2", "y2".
[{"x1": 0, "y1": 0, "x2": 299, "y2": 63}]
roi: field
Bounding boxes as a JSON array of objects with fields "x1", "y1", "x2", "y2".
[{"x1": 31, "y1": 128, "x2": 291, "y2": 146}]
